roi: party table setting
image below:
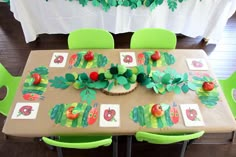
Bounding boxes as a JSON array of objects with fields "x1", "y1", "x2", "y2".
[{"x1": 2, "y1": 49, "x2": 236, "y2": 137}]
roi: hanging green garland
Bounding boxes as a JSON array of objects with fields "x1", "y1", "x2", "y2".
[{"x1": 45, "y1": 0, "x2": 202, "y2": 12}]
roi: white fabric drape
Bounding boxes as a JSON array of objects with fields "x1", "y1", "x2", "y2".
[{"x1": 10, "y1": 0, "x2": 236, "y2": 43}]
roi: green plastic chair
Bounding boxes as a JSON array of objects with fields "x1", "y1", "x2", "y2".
[
  {"x1": 218, "y1": 72, "x2": 236, "y2": 118},
  {"x1": 126, "y1": 131, "x2": 204, "y2": 157},
  {"x1": 42, "y1": 136, "x2": 113, "y2": 157},
  {"x1": 68, "y1": 28, "x2": 115, "y2": 49},
  {"x1": 130, "y1": 28, "x2": 177, "y2": 49},
  {"x1": 0, "y1": 64, "x2": 21, "y2": 116}
]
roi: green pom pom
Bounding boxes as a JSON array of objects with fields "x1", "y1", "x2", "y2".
[
  {"x1": 124, "y1": 69, "x2": 133, "y2": 78},
  {"x1": 98, "y1": 73, "x2": 105, "y2": 81},
  {"x1": 117, "y1": 65, "x2": 127, "y2": 75},
  {"x1": 104, "y1": 71, "x2": 113, "y2": 79},
  {"x1": 141, "y1": 77, "x2": 151, "y2": 86},
  {"x1": 129, "y1": 74, "x2": 137, "y2": 83},
  {"x1": 137, "y1": 73, "x2": 146, "y2": 83},
  {"x1": 79, "y1": 73, "x2": 89, "y2": 81},
  {"x1": 110, "y1": 67, "x2": 118, "y2": 75},
  {"x1": 131, "y1": 67, "x2": 138, "y2": 74}
]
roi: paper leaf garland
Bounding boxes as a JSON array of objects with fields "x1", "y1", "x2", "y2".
[
  {"x1": 49, "y1": 103, "x2": 98, "y2": 127},
  {"x1": 69, "y1": 51, "x2": 109, "y2": 69},
  {"x1": 47, "y1": 0, "x2": 202, "y2": 12},
  {"x1": 129, "y1": 103, "x2": 179, "y2": 128},
  {"x1": 138, "y1": 51, "x2": 176, "y2": 67},
  {"x1": 22, "y1": 66, "x2": 48, "y2": 101}
]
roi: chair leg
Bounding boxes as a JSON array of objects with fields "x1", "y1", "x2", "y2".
[
  {"x1": 231, "y1": 131, "x2": 235, "y2": 143},
  {"x1": 56, "y1": 147, "x2": 63, "y2": 157},
  {"x1": 113, "y1": 136, "x2": 118, "y2": 157},
  {"x1": 180, "y1": 141, "x2": 188, "y2": 157},
  {"x1": 126, "y1": 136, "x2": 132, "y2": 157}
]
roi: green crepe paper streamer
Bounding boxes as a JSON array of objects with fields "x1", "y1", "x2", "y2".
[
  {"x1": 107, "y1": 81, "x2": 115, "y2": 91},
  {"x1": 87, "y1": 80, "x2": 109, "y2": 89},
  {"x1": 49, "y1": 76, "x2": 70, "y2": 89}
]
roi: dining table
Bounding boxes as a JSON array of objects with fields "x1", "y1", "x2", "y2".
[
  {"x1": 9, "y1": 0, "x2": 236, "y2": 44},
  {"x1": 2, "y1": 49, "x2": 236, "y2": 138}
]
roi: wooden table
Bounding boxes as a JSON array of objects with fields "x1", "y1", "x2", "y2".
[{"x1": 2, "y1": 49, "x2": 236, "y2": 137}]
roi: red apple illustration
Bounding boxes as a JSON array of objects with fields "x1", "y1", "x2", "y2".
[
  {"x1": 123, "y1": 55, "x2": 133, "y2": 64},
  {"x1": 202, "y1": 81, "x2": 214, "y2": 91},
  {"x1": 66, "y1": 106, "x2": 79, "y2": 120},
  {"x1": 84, "y1": 51, "x2": 94, "y2": 61},
  {"x1": 151, "y1": 104, "x2": 164, "y2": 117},
  {"x1": 186, "y1": 108, "x2": 197, "y2": 121},
  {"x1": 54, "y1": 55, "x2": 64, "y2": 64},
  {"x1": 104, "y1": 108, "x2": 116, "y2": 121},
  {"x1": 18, "y1": 105, "x2": 33, "y2": 116},
  {"x1": 151, "y1": 50, "x2": 161, "y2": 61},
  {"x1": 192, "y1": 60, "x2": 203, "y2": 67},
  {"x1": 31, "y1": 73, "x2": 41, "y2": 85}
]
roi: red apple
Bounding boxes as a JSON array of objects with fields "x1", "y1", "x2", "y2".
[
  {"x1": 84, "y1": 51, "x2": 94, "y2": 61},
  {"x1": 202, "y1": 81, "x2": 214, "y2": 91},
  {"x1": 66, "y1": 106, "x2": 79, "y2": 120},
  {"x1": 151, "y1": 104, "x2": 164, "y2": 117},
  {"x1": 32, "y1": 73, "x2": 41, "y2": 85},
  {"x1": 151, "y1": 51, "x2": 161, "y2": 61}
]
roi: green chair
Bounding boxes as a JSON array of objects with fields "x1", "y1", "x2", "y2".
[
  {"x1": 219, "y1": 72, "x2": 236, "y2": 143},
  {"x1": 126, "y1": 131, "x2": 204, "y2": 157},
  {"x1": 218, "y1": 72, "x2": 236, "y2": 118},
  {"x1": 68, "y1": 28, "x2": 115, "y2": 49},
  {"x1": 130, "y1": 28, "x2": 177, "y2": 49},
  {"x1": 42, "y1": 136, "x2": 114, "y2": 157},
  {"x1": 0, "y1": 63, "x2": 21, "y2": 116}
]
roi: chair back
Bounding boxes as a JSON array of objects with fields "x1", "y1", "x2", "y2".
[
  {"x1": 0, "y1": 64, "x2": 21, "y2": 116},
  {"x1": 130, "y1": 28, "x2": 177, "y2": 49},
  {"x1": 42, "y1": 136, "x2": 112, "y2": 149},
  {"x1": 219, "y1": 72, "x2": 236, "y2": 118},
  {"x1": 135, "y1": 131, "x2": 205, "y2": 144},
  {"x1": 68, "y1": 28, "x2": 115, "y2": 49}
]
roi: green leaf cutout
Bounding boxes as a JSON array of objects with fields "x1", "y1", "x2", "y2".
[
  {"x1": 80, "y1": 88, "x2": 96, "y2": 105},
  {"x1": 117, "y1": 76, "x2": 128, "y2": 85},
  {"x1": 49, "y1": 76, "x2": 70, "y2": 89}
]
